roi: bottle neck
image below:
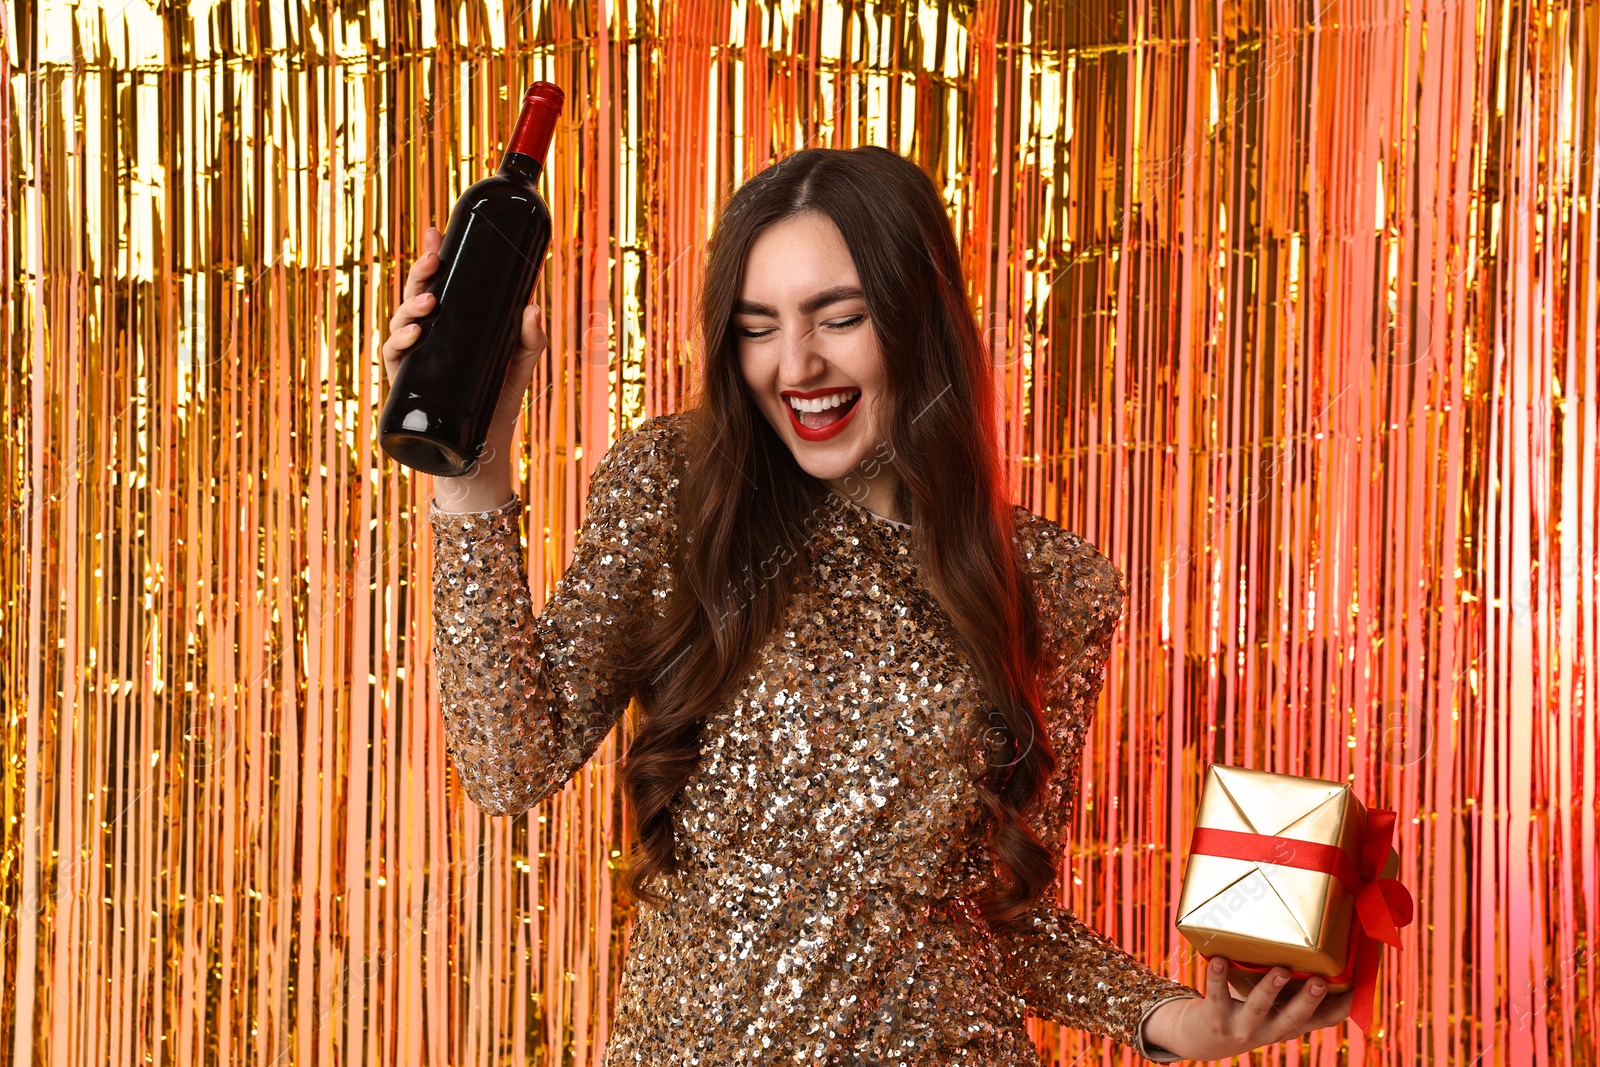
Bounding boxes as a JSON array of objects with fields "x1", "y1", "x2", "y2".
[
  {"x1": 504, "y1": 84, "x2": 562, "y2": 178},
  {"x1": 500, "y1": 151, "x2": 545, "y2": 183}
]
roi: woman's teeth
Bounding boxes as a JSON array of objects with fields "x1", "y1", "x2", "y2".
[
  {"x1": 787, "y1": 389, "x2": 861, "y2": 429},
  {"x1": 786, "y1": 389, "x2": 861, "y2": 413}
]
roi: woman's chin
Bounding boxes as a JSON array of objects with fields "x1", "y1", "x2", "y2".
[
  {"x1": 795, "y1": 448, "x2": 877, "y2": 485},
  {"x1": 759, "y1": 406, "x2": 881, "y2": 481}
]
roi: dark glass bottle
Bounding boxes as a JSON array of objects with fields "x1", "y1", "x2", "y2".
[{"x1": 379, "y1": 82, "x2": 564, "y2": 477}]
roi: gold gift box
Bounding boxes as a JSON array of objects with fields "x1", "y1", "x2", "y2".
[{"x1": 1175, "y1": 764, "x2": 1400, "y2": 996}]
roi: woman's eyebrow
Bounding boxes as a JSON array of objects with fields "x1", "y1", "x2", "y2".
[{"x1": 733, "y1": 285, "x2": 865, "y2": 318}]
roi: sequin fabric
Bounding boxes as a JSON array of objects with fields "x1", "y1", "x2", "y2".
[{"x1": 429, "y1": 411, "x2": 1201, "y2": 1064}]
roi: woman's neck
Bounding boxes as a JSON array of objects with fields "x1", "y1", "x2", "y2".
[{"x1": 824, "y1": 478, "x2": 907, "y2": 526}]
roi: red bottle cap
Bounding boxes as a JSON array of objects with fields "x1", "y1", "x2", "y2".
[{"x1": 507, "y1": 81, "x2": 565, "y2": 164}]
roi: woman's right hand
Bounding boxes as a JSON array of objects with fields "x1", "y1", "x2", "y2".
[{"x1": 380, "y1": 225, "x2": 549, "y2": 513}]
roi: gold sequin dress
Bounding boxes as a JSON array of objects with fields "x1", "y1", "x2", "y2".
[{"x1": 428, "y1": 411, "x2": 1200, "y2": 1064}]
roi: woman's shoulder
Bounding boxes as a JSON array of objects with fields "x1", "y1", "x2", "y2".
[
  {"x1": 604, "y1": 409, "x2": 692, "y2": 465},
  {"x1": 1008, "y1": 504, "x2": 1127, "y2": 637},
  {"x1": 591, "y1": 410, "x2": 693, "y2": 494},
  {"x1": 573, "y1": 413, "x2": 694, "y2": 558}
]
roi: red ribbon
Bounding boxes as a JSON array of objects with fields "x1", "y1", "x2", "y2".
[{"x1": 1188, "y1": 808, "x2": 1415, "y2": 1032}]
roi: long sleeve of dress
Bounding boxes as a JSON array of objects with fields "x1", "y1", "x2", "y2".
[
  {"x1": 985, "y1": 525, "x2": 1201, "y2": 1062},
  {"x1": 427, "y1": 416, "x2": 681, "y2": 815}
]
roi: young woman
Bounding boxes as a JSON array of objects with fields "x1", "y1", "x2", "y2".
[{"x1": 381, "y1": 146, "x2": 1352, "y2": 1063}]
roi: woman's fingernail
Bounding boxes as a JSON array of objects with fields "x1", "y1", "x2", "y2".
[
  {"x1": 1309, "y1": 981, "x2": 1327, "y2": 994},
  {"x1": 1273, "y1": 974, "x2": 1288, "y2": 987},
  {"x1": 1210, "y1": 959, "x2": 1225, "y2": 974}
]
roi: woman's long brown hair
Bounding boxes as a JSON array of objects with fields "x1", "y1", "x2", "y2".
[{"x1": 616, "y1": 146, "x2": 1055, "y2": 926}]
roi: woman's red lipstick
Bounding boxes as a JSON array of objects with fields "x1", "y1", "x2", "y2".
[{"x1": 781, "y1": 388, "x2": 862, "y2": 442}]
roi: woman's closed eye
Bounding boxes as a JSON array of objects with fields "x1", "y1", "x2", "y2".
[{"x1": 738, "y1": 314, "x2": 866, "y2": 339}]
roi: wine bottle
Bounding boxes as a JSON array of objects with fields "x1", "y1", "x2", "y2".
[{"x1": 379, "y1": 81, "x2": 565, "y2": 477}]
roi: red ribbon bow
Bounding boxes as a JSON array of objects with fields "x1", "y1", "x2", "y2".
[{"x1": 1188, "y1": 807, "x2": 1415, "y2": 1032}]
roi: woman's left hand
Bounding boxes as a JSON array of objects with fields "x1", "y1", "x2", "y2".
[{"x1": 1140, "y1": 957, "x2": 1353, "y2": 1060}]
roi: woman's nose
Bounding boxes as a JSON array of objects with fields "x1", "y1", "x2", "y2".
[{"x1": 776, "y1": 325, "x2": 826, "y2": 382}]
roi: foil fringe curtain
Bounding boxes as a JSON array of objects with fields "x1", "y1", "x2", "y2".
[{"x1": 2, "y1": 1, "x2": 1596, "y2": 1064}]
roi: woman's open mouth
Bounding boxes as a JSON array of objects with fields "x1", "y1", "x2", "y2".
[{"x1": 784, "y1": 388, "x2": 862, "y2": 442}]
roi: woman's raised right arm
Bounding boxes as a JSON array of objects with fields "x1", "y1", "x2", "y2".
[
  {"x1": 427, "y1": 415, "x2": 682, "y2": 815},
  {"x1": 382, "y1": 225, "x2": 678, "y2": 812}
]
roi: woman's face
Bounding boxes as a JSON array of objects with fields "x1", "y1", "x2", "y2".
[{"x1": 735, "y1": 211, "x2": 898, "y2": 506}]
